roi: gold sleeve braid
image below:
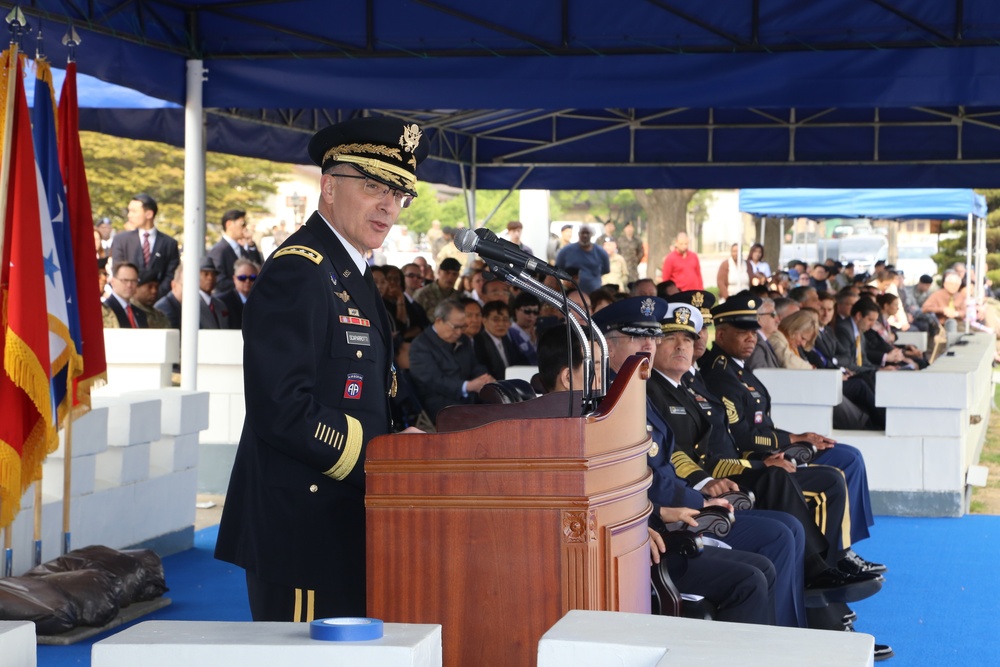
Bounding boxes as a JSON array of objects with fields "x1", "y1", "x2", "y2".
[
  {"x1": 323, "y1": 415, "x2": 363, "y2": 480},
  {"x1": 712, "y1": 459, "x2": 752, "y2": 479},
  {"x1": 670, "y1": 450, "x2": 704, "y2": 480}
]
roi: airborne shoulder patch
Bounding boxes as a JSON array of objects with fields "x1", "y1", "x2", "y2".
[
  {"x1": 722, "y1": 397, "x2": 739, "y2": 425},
  {"x1": 273, "y1": 245, "x2": 323, "y2": 264}
]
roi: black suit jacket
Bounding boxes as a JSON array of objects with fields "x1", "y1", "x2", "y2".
[
  {"x1": 103, "y1": 295, "x2": 148, "y2": 328},
  {"x1": 217, "y1": 290, "x2": 245, "y2": 329},
  {"x1": 745, "y1": 335, "x2": 779, "y2": 371},
  {"x1": 153, "y1": 292, "x2": 182, "y2": 329},
  {"x1": 208, "y1": 239, "x2": 241, "y2": 295},
  {"x1": 473, "y1": 330, "x2": 527, "y2": 380},
  {"x1": 215, "y1": 212, "x2": 393, "y2": 608},
  {"x1": 834, "y1": 316, "x2": 877, "y2": 373},
  {"x1": 409, "y1": 329, "x2": 488, "y2": 420},
  {"x1": 110, "y1": 228, "x2": 180, "y2": 298}
]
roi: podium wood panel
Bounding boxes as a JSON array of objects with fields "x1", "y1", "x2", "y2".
[{"x1": 367, "y1": 356, "x2": 653, "y2": 667}]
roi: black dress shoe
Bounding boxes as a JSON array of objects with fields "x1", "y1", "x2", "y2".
[
  {"x1": 874, "y1": 644, "x2": 895, "y2": 661},
  {"x1": 806, "y1": 568, "x2": 883, "y2": 605},
  {"x1": 839, "y1": 549, "x2": 888, "y2": 576}
]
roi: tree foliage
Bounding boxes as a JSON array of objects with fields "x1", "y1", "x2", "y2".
[
  {"x1": 81, "y1": 132, "x2": 290, "y2": 244},
  {"x1": 934, "y1": 189, "x2": 999, "y2": 284}
]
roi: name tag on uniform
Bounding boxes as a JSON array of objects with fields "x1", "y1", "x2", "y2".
[
  {"x1": 346, "y1": 331, "x2": 371, "y2": 346},
  {"x1": 669, "y1": 406, "x2": 687, "y2": 415},
  {"x1": 340, "y1": 315, "x2": 371, "y2": 327},
  {"x1": 750, "y1": 391, "x2": 761, "y2": 399}
]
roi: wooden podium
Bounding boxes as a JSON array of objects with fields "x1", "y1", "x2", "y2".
[{"x1": 366, "y1": 356, "x2": 654, "y2": 667}]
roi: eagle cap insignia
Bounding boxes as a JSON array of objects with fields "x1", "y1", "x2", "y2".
[
  {"x1": 676, "y1": 307, "x2": 692, "y2": 325},
  {"x1": 400, "y1": 124, "x2": 422, "y2": 153},
  {"x1": 640, "y1": 298, "x2": 656, "y2": 317},
  {"x1": 692, "y1": 292, "x2": 704, "y2": 308}
]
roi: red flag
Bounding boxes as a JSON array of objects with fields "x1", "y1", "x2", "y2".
[
  {"x1": 58, "y1": 60, "x2": 106, "y2": 409},
  {"x1": 0, "y1": 49, "x2": 57, "y2": 529}
]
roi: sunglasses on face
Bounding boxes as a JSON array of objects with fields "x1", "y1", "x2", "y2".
[
  {"x1": 236, "y1": 274, "x2": 257, "y2": 282},
  {"x1": 519, "y1": 308, "x2": 540, "y2": 315}
]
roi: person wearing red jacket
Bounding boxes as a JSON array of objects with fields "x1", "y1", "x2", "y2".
[{"x1": 660, "y1": 232, "x2": 704, "y2": 291}]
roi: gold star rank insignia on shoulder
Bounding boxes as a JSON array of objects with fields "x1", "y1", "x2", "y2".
[{"x1": 334, "y1": 290, "x2": 351, "y2": 302}]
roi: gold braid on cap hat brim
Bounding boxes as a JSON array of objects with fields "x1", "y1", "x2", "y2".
[
  {"x1": 662, "y1": 323, "x2": 698, "y2": 335},
  {"x1": 323, "y1": 144, "x2": 416, "y2": 189}
]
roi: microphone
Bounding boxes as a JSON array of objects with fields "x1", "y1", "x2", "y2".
[{"x1": 454, "y1": 228, "x2": 572, "y2": 281}]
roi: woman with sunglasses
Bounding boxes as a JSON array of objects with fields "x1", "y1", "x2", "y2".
[{"x1": 508, "y1": 292, "x2": 541, "y2": 364}]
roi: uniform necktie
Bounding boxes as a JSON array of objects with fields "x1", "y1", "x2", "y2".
[
  {"x1": 126, "y1": 304, "x2": 138, "y2": 328},
  {"x1": 142, "y1": 232, "x2": 151, "y2": 266}
]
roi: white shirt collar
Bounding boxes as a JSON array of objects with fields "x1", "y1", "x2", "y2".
[
  {"x1": 319, "y1": 212, "x2": 368, "y2": 275},
  {"x1": 199, "y1": 290, "x2": 212, "y2": 306},
  {"x1": 223, "y1": 234, "x2": 242, "y2": 254},
  {"x1": 111, "y1": 292, "x2": 130, "y2": 310},
  {"x1": 654, "y1": 368, "x2": 682, "y2": 388}
]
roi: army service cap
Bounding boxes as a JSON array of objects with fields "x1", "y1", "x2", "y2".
[
  {"x1": 308, "y1": 117, "x2": 430, "y2": 197},
  {"x1": 710, "y1": 291, "x2": 761, "y2": 330}
]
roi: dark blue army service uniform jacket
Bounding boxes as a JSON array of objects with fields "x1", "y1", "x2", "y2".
[{"x1": 215, "y1": 212, "x2": 393, "y2": 602}]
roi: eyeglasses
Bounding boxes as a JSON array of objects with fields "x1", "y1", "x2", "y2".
[
  {"x1": 404, "y1": 273, "x2": 422, "y2": 279},
  {"x1": 116, "y1": 278, "x2": 138, "y2": 284},
  {"x1": 519, "y1": 308, "x2": 540, "y2": 315},
  {"x1": 608, "y1": 334, "x2": 662, "y2": 345},
  {"x1": 330, "y1": 174, "x2": 414, "y2": 208},
  {"x1": 442, "y1": 320, "x2": 467, "y2": 332},
  {"x1": 757, "y1": 311, "x2": 778, "y2": 319},
  {"x1": 236, "y1": 274, "x2": 257, "y2": 282}
]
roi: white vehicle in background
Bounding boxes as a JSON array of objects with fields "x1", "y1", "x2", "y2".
[{"x1": 895, "y1": 243, "x2": 939, "y2": 284}]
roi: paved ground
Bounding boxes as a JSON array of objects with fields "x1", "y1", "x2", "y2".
[{"x1": 195, "y1": 493, "x2": 226, "y2": 531}]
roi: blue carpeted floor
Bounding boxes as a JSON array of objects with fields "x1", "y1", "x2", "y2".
[{"x1": 36, "y1": 516, "x2": 1000, "y2": 666}]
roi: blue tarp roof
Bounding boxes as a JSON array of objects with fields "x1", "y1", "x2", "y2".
[
  {"x1": 8, "y1": 1, "x2": 1000, "y2": 189},
  {"x1": 739, "y1": 188, "x2": 988, "y2": 220}
]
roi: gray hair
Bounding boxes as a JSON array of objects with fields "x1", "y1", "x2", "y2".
[{"x1": 433, "y1": 299, "x2": 463, "y2": 322}]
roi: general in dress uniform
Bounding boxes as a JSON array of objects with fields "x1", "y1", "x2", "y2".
[{"x1": 215, "y1": 117, "x2": 428, "y2": 621}]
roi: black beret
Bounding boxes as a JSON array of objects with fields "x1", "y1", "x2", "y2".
[{"x1": 308, "y1": 117, "x2": 429, "y2": 197}]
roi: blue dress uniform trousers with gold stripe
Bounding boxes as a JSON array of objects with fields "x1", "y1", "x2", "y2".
[{"x1": 215, "y1": 212, "x2": 394, "y2": 620}]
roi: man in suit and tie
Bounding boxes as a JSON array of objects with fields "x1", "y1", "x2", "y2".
[
  {"x1": 218, "y1": 258, "x2": 259, "y2": 329},
  {"x1": 834, "y1": 297, "x2": 905, "y2": 373},
  {"x1": 208, "y1": 209, "x2": 248, "y2": 295},
  {"x1": 102, "y1": 262, "x2": 148, "y2": 328},
  {"x1": 110, "y1": 193, "x2": 180, "y2": 299},
  {"x1": 474, "y1": 300, "x2": 527, "y2": 380},
  {"x1": 746, "y1": 297, "x2": 781, "y2": 370},
  {"x1": 197, "y1": 257, "x2": 230, "y2": 329}
]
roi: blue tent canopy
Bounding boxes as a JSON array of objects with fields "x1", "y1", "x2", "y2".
[
  {"x1": 8, "y1": 0, "x2": 1000, "y2": 188},
  {"x1": 739, "y1": 189, "x2": 987, "y2": 220}
]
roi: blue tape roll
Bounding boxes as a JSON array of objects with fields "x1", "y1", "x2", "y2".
[{"x1": 309, "y1": 617, "x2": 384, "y2": 641}]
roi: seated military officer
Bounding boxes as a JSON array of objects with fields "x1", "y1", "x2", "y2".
[
  {"x1": 592, "y1": 297, "x2": 810, "y2": 628},
  {"x1": 699, "y1": 291, "x2": 884, "y2": 576},
  {"x1": 649, "y1": 300, "x2": 880, "y2": 599}
]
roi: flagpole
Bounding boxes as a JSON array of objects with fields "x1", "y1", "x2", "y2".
[
  {"x1": 62, "y1": 414, "x2": 72, "y2": 553},
  {"x1": 32, "y1": 480, "x2": 41, "y2": 565},
  {"x1": 0, "y1": 39, "x2": 19, "y2": 274}
]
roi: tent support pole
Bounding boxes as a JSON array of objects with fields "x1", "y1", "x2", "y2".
[
  {"x1": 181, "y1": 60, "x2": 206, "y2": 390},
  {"x1": 482, "y1": 168, "x2": 533, "y2": 227},
  {"x1": 966, "y1": 213, "x2": 973, "y2": 334}
]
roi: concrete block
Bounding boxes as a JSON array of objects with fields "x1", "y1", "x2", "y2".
[
  {"x1": 150, "y1": 433, "x2": 200, "y2": 474},
  {"x1": 836, "y1": 433, "x2": 923, "y2": 492},
  {"x1": 875, "y1": 371, "x2": 968, "y2": 408},
  {"x1": 197, "y1": 329, "x2": 245, "y2": 366},
  {"x1": 537, "y1": 610, "x2": 873, "y2": 667},
  {"x1": 69, "y1": 484, "x2": 137, "y2": 549},
  {"x1": 884, "y1": 407, "x2": 967, "y2": 438},
  {"x1": 895, "y1": 331, "x2": 927, "y2": 349},
  {"x1": 0, "y1": 622, "x2": 36, "y2": 667},
  {"x1": 93, "y1": 396, "x2": 162, "y2": 447},
  {"x1": 92, "y1": 620, "x2": 443, "y2": 667},
  {"x1": 130, "y1": 389, "x2": 210, "y2": 436},
  {"x1": 229, "y1": 394, "x2": 247, "y2": 442},
  {"x1": 752, "y1": 369, "x2": 842, "y2": 406},
  {"x1": 133, "y1": 468, "x2": 198, "y2": 538},
  {"x1": 52, "y1": 407, "x2": 109, "y2": 458},
  {"x1": 96, "y1": 443, "x2": 151, "y2": 486},
  {"x1": 770, "y1": 405, "x2": 833, "y2": 437},
  {"x1": 9, "y1": 491, "x2": 76, "y2": 575},
  {"x1": 200, "y1": 393, "x2": 232, "y2": 444},
  {"x1": 922, "y1": 437, "x2": 965, "y2": 492},
  {"x1": 104, "y1": 329, "x2": 180, "y2": 364},
  {"x1": 43, "y1": 453, "x2": 98, "y2": 497},
  {"x1": 195, "y1": 365, "x2": 245, "y2": 394},
  {"x1": 105, "y1": 364, "x2": 173, "y2": 391}
]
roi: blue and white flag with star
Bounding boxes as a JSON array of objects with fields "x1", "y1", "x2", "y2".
[{"x1": 33, "y1": 58, "x2": 82, "y2": 426}]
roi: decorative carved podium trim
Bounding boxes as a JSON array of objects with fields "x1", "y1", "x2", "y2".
[{"x1": 562, "y1": 509, "x2": 597, "y2": 543}]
